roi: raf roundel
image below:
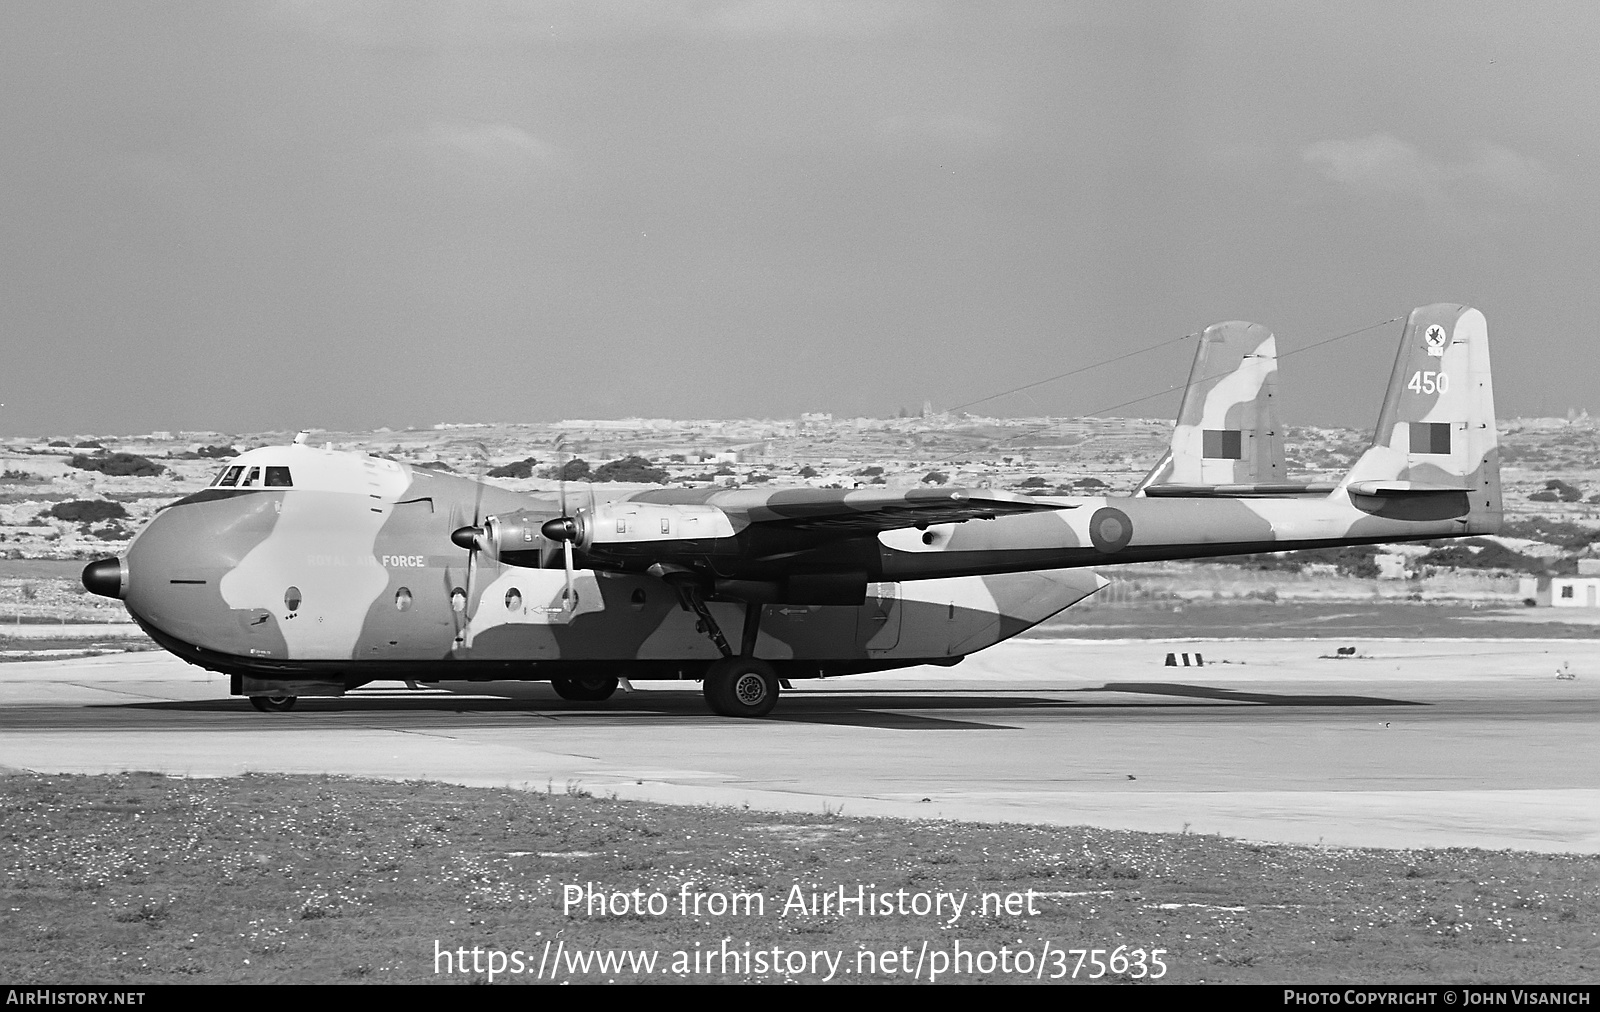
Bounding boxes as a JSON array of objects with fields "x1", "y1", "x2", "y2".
[{"x1": 1088, "y1": 506, "x2": 1134, "y2": 554}]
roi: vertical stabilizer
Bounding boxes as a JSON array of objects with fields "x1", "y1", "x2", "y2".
[
  {"x1": 1135, "y1": 321, "x2": 1283, "y2": 493},
  {"x1": 1337, "y1": 305, "x2": 1500, "y2": 531}
]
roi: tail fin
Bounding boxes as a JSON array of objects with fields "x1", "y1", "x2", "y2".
[
  {"x1": 1135, "y1": 321, "x2": 1284, "y2": 494},
  {"x1": 1337, "y1": 304, "x2": 1500, "y2": 531}
]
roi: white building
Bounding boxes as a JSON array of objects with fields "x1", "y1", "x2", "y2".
[{"x1": 1519, "y1": 574, "x2": 1600, "y2": 608}]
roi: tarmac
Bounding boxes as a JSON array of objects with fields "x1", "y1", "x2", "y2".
[{"x1": 0, "y1": 637, "x2": 1596, "y2": 853}]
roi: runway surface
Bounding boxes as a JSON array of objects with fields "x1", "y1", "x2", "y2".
[{"x1": 1, "y1": 638, "x2": 1596, "y2": 853}]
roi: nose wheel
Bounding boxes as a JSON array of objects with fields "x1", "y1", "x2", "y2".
[
  {"x1": 249, "y1": 694, "x2": 297, "y2": 713},
  {"x1": 703, "y1": 658, "x2": 779, "y2": 718}
]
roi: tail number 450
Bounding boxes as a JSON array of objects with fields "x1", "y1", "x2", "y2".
[{"x1": 1407, "y1": 370, "x2": 1449, "y2": 395}]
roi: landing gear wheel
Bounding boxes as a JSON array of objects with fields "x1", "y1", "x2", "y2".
[
  {"x1": 550, "y1": 674, "x2": 619, "y2": 702},
  {"x1": 703, "y1": 658, "x2": 779, "y2": 718},
  {"x1": 249, "y1": 694, "x2": 297, "y2": 713}
]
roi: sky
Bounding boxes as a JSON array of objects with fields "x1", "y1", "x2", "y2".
[{"x1": 3, "y1": 1, "x2": 1598, "y2": 437}]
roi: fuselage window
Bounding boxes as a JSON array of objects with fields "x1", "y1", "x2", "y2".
[
  {"x1": 284, "y1": 586, "x2": 302, "y2": 612},
  {"x1": 395, "y1": 588, "x2": 413, "y2": 612},
  {"x1": 265, "y1": 466, "x2": 292, "y2": 487},
  {"x1": 219, "y1": 466, "x2": 245, "y2": 487},
  {"x1": 505, "y1": 588, "x2": 522, "y2": 612},
  {"x1": 241, "y1": 467, "x2": 262, "y2": 487},
  {"x1": 450, "y1": 587, "x2": 467, "y2": 613}
]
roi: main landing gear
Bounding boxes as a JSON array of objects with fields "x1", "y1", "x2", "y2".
[
  {"x1": 703, "y1": 656, "x2": 779, "y2": 718},
  {"x1": 248, "y1": 694, "x2": 297, "y2": 713},
  {"x1": 550, "y1": 674, "x2": 620, "y2": 702},
  {"x1": 673, "y1": 581, "x2": 781, "y2": 719}
]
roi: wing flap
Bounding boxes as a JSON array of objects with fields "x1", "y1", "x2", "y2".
[{"x1": 1143, "y1": 482, "x2": 1338, "y2": 498}]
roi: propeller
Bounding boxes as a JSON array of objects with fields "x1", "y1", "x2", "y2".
[
  {"x1": 447, "y1": 442, "x2": 493, "y2": 642},
  {"x1": 546, "y1": 433, "x2": 578, "y2": 613}
]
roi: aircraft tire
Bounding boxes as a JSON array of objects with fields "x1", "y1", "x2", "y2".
[
  {"x1": 550, "y1": 674, "x2": 619, "y2": 702},
  {"x1": 703, "y1": 658, "x2": 779, "y2": 718},
  {"x1": 249, "y1": 694, "x2": 297, "y2": 713}
]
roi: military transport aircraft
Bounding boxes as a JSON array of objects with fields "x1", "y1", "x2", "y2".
[{"x1": 82, "y1": 304, "x2": 1498, "y2": 718}]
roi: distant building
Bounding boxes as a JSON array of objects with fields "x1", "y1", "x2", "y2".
[
  {"x1": 1520, "y1": 574, "x2": 1600, "y2": 607},
  {"x1": 1375, "y1": 553, "x2": 1407, "y2": 580},
  {"x1": 1555, "y1": 577, "x2": 1600, "y2": 607}
]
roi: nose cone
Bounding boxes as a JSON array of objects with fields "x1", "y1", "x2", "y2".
[{"x1": 82, "y1": 557, "x2": 125, "y2": 599}]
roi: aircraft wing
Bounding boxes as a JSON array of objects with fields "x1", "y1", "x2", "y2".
[
  {"x1": 734, "y1": 487, "x2": 1068, "y2": 534},
  {"x1": 627, "y1": 486, "x2": 1068, "y2": 537}
]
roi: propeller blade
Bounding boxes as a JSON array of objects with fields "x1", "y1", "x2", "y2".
[
  {"x1": 470, "y1": 441, "x2": 490, "y2": 525},
  {"x1": 547, "y1": 432, "x2": 577, "y2": 614},
  {"x1": 553, "y1": 433, "x2": 568, "y2": 517},
  {"x1": 563, "y1": 539, "x2": 575, "y2": 612},
  {"x1": 452, "y1": 442, "x2": 494, "y2": 640}
]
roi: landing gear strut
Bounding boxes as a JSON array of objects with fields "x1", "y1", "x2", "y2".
[
  {"x1": 701, "y1": 596, "x2": 782, "y2": 718},
  {"x1": 661, "y1": 573, "x2": 784, "y2": 718}
]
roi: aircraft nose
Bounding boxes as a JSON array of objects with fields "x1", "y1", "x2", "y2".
[{"x1": 82, "y1": 557, "x2": 125, "y2": 599}]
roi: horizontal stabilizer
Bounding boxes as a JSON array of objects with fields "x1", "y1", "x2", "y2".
[
  {"x1": 1142, "y1": 482, "x2": 1338, "y2": 498},
  {"x1": 1345, "y1": 480, "x2": 1472, "y2": 497}
]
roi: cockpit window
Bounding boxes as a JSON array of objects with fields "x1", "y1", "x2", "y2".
[
  {"x1": 211, "y1": 466, "x2": 230, "y2": 486},
  {"x1": 265, "y1": 466, "x2": 292, "y2": 487},
  {"x1": 240, "y1": 467, "x2": 262, "y2": 487},
  {"x1": 218, "y1": 466, "x2": 245, "y2": 487}
]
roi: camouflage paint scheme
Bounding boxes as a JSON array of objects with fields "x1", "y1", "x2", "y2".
[
  {"x1": 1134, "y1": 320, "x2": 1284, "y2": 492},
  {"x1": 98, "y1": 304, "x2": 1497, "y2": 699}
]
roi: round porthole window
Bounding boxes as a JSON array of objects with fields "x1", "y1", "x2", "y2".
[
  {"x1": 505, "y1": 588, "x2": 523, "y2": 612},
  {"x1": 395, "y1": 587, "x2": 412, "y2": 612},
  {"x1": 284, "y1": 586, "x2": 301, "y2": 612},
  {"x1": 451, "y1": 587, "x2": 467, "y2": 613}
]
